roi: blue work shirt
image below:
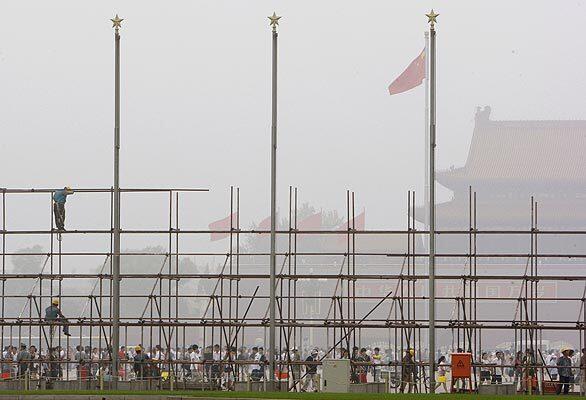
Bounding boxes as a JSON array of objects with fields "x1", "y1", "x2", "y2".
[
  {"x1": 53, "y1": 190, "x2": 70, "y2": 204},
  {"x1": 557, "y1": 355, "x2": 574, "y2": 377},
  {"x1": 45, "y1": 305, "x2": 63, "y2": 320}
]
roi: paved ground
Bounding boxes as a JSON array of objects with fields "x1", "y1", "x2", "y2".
[{"x1": 0, "y1": 392, "x2": 576, "y2": 400}]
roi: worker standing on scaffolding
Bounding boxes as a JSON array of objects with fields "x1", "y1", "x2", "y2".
[
  {"x1": 52, "y1": 187, "x2": 74, "y2": 231},
  {"x1": 45, "y1": 299, "x2": 71, "y2": 337},
  {"x1": 400, "y1": 349, "x2": 416, "y2": 393}
]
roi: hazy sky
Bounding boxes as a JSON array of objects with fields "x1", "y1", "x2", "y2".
[
  {"x1": 1, "y1": 0, "x2": 584, "y2": 238},
  {"x1": 1, "y1": 1, "x2": 585, "y2": 352}
]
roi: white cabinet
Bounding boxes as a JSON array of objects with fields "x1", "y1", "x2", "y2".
[{"x1": 322, "y1": 359, "x2": 351, "y2": 393}]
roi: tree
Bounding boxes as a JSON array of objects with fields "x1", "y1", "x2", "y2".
[
  {"x1": 242, "y1": 203, "x2": 344, "y2": 264},
  {"x1": 10, "y1": 245, "x2": 45, "y2": 274}
]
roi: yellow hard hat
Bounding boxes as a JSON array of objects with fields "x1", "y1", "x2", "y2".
[
  {"x1": 52, "y1": 299, "x2": 59, "y2": 305},
  {"x1": 409, "y1": 348, "x2": 415, "y2": 355},
  {"x1": 135, "y1": 345, "x2": 142, "y2": 351}
]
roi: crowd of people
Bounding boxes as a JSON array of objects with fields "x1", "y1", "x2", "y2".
[
  {"x1": 457, "y1": 347, "x2": 585, "y2": 395},
  {"x1": 2, "y1": 344, "x2": 73, "y2": 381},
  {"x1": 0, "y1": 343, "x2": 321, "y2": 392},
  {"x1": 2, "y1": 341, "x2": 586, "y2": 394}
]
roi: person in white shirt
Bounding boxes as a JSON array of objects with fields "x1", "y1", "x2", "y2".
[
  {"x1": 480, "y1": 352, "x2": 492, "y2": 384},
  {"x1": 435, "y1": 355, "x2": 449, "y2": 392},
  {"x1": 28, "y1": 346, "x2": 40, "y2": 380},
  {"x1": 211, "y1": 344, "x2": 221, "y2": 387},
  {"x1": 189, "y1": 346, "x2": 202, "y2": 381},
  {"x1": 151, "y1": 345, "x2": 164, "y2": 378},
  {"x1": 492, "y1": 351, "x2": 505, "y2": 384},
  {"x1": 88, "y1": 348, "x2": 98, "y2": 378},
  {"x1": 2, "y1": 346, "x2": 9, "y2": 360},
  {"x1": 547, "y1": 353, "x2": 558, "y2": 381},
  {"x1": 152, "y1": 345, "x2": 164, "y2": 361},
  {"x1": 251, "y1": 347, "x2": 266, "y2": 381},
  {"x1": 187, "y1": 347, "x2": 195, "y2": 378},
  {"x1": 255, "y1": 347, "x2": 265, "y2": 366}
]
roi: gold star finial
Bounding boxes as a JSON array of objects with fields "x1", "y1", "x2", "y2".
[
  {"x1": 268, "y1": 12, "x2": 281, "y2": 31},
  {"x1": 111, "y1": 14, "x2": 124, "y2": 31},
  {"x1": 426, "y1": 9, "x2": 439, "y2": 28}
]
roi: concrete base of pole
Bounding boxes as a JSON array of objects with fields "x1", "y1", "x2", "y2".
[{"x1": 235, "y1": 380, "x2": 286, "y2": 392}]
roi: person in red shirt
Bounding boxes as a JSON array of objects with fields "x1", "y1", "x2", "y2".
[{"x1": 118, "y1": 346, "x2": 127, "y2": 379}]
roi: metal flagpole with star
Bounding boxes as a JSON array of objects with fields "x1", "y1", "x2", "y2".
[
  {"x1": 111, "y1": 13, "x2": 123, "y2": 386},
  {"x1": 424, "y1": 30, "x2": 430, "y2": 245},
  {"x1": 426, "y1": 8, "x2": 438, "y2": 393},
  {"x1": 268, "y1": 10, "x2": 281, "y2": 389}
]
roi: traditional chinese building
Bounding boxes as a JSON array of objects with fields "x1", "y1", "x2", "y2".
[{"x1": 420, "y1": 106, "x2": 586, "y2": 257}]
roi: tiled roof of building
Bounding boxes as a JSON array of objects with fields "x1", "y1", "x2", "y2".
[{"x1": 437, "y1": 107, "x2": 586, "y2": 188}]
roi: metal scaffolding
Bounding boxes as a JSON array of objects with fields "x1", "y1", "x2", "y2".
[{"x1": 0, "y1": 185, "x2": 585, "y2": 393}]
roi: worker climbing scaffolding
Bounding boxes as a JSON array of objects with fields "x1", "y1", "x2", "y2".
[
  {"x1": 45, "y1": 298, "x2": 71, "y2": 338},
  {"x1": 52, "y1": 186, "x2": 74, "y2": 231}
]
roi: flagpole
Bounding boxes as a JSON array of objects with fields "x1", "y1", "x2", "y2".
[
  {"x1": 111, "y1": 13, "x2": 124, "y2": 387},
  {"x1": 268, "y1": 11, "x2": 281, "y2": 390},
  {"x1": 424, "y1": 31, "x2": 430, "y2": 239},
  {"x1": 426, "y1": 9, "x2": 438, "y2": 394}
]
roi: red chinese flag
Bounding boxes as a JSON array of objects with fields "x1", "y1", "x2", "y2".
[
  {"x1": 340, "y1": 211, "x2": 365, "y2": 231},
  {"x1": 388, "y1": 49, "x2": 425, "y2": 95},
  {"x1": 336, "y1": 211, "x2": 366, "y2": 243},
  {"x1": 208, "y1": 213, "x2": 237, "y2": 241},
  {"x1": 297, "y1": 212, "x2": 322, "y2": 231},
  {"x1": 258, "y1": 216, "x2": 271, "y2": 230}
]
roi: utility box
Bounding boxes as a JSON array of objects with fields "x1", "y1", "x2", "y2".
[
  {"x1": 450, "y1": 352, "x2": 473, "y2": 393},
  {"x1": 451, "y1": 352, "x2": 472, "y2": 378},
  {"x1": 322, "y1": 358, "x2": 350, "y2": 393}
]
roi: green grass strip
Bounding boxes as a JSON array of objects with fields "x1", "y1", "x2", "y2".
[{"x1": 0, "y1": 390, "x2": 539, "y2": 399}]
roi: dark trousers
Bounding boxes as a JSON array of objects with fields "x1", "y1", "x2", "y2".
[
  {"x1": 49, "y1": 318, "x2": 70, "y2": 336},
  {"x1": 53, "y1": 203, "x2": 66, "y2": 230},
  {"x1": 134, "y1": 364, "x2": 147, "y2": 379},
  {"x1": 557, "y1": 375, "x2": 571, "y2": 395},
  {"x1": 400, "y1": 374, "x2": 414, "y2": 393},
  {"x1": 211, "y1": 365, "x2": 220, "y2": 386},
  {"x1": 61, "y1": 319, "x2": 70, "y2": 335}
]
